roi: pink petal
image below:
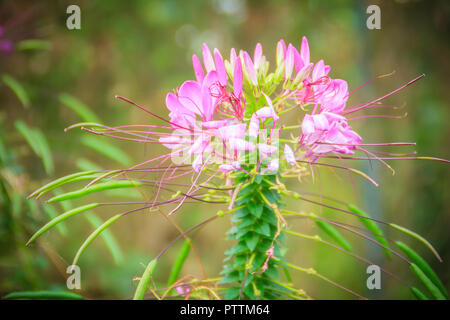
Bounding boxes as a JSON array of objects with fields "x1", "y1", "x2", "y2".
[
  {"x1": 256, "y1": 93, "x2": 279, "y2": 122},
  {"x1": 293, "y1": 46, "x2": 304, "y2": 73},
  {"x1": 219, "y1": 164, "x2": 234, "y2": 173},
  {"x1": 243, "y1": 51, "x2": 257, "y2": 86},
  {"x1": 248, "y1": 114, "x2": 259, "y2": 138},
  {"x1": 230, "y1": 48, "x2": 237, "y2": 71},
  {"x1": 202, "y1": 120, "x2": 229, "y2": 130},
  {"x1": 166, "y1": 92, "x2": 184, "y2": 113},
  {"x1": 276, "y1": 39, "x2": 287, "y2": 66},
  {"x1": 284, "y1": 144, "x2": 296, "y2": 165},
  {"x1": 201, "y1": 71, "x2": 220, "y2": 121},
  {"x1": 178, "y1": 80, "x2": 203, "y2": 116},
  {"x1": 229, "y1": 138, "x2": 255, "y2": 151},
  {"x1": 254, "y1": 43, "x2": 263, "y2": 70},
  {"x1": 285, "y1": 44, "x2": 295, "y2": 79},
  {"x1": 202, "y1": 43, "x2": 215, "y2": 72},
  {"x1": 300, "y1": 36, "x2": 310, "y2": 65},
  {"x1": 218, "y1": 123, "x2": 246, "y2": 140},
  {"x1": 192, "y1": 54, "x2": 204, "y2": 83},
  {"x1": 233, "y1": 57, "x2": 243, "y2": 98},
  {"x1": 219, "y1": 161, "x2": 241, "y2": 173},
  {"x1": 257, "y1": 143, "x2": 278, "y2": 158},
  {"x1": 312, "y1": 59, "x2": 325, "y2": 82},
  {"x1": 267, "y1": 158, "x2": 279, "y2": 171},
  {"x1": 302, "y1": 114, "x2": 315, "y2": 135},
  {"x1": 214, "y1": 48, "x2": 227, "y2": 86},
  {"x1": 192, "y1": 155, "x2": 203, "y2": 172}
]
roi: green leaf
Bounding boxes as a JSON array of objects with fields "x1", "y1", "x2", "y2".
[
  {"x1": 133, "y1": 258, "x2": 157, "y2": 300},
  {"x1": 59, "y1": 93, "x2": 100, "y2": 123},
  {"x1": 248, "y1": 201, "x2": 263, "y2": 218},
  {"x1": 232, "y1": 207, "x2": 250, "y2": 220},
  {"x1": 15, "y1": 120, "x2": 41, "y2": 156},
  {"x1": 224, "y1": 287, "x2": 240, "y2": 299},
  {"x1": 15, "y1": 121, "x2": 54, "y2": 174},
  {"x1": 3, "y1": 290, "x2": 83, "y2": 300},
  {"x1": 254, "y1": 221, "x2": 271, "y2": 237},
  {"x1": 261, "y1": 209, "x2": 278, "y2": 226},
  {"x1": 42, "y1": 204, "x2": 67, "y2": 236},
  {"x1": 396, "y1": 241, "x2": 447, "y2": 298},
  {"x1": 348, "y1": 204, "x2": 391, "y2": 259},
  {"x1": 81, "y1": 135, "x2": 132, "y2": 166},
  {"x1": 2, "y1": 74, "x2": 30, "y2": 108},
  {"x1": 219, "y1": 271, "x2": 240, "y2": 284},
  {"x1": 245, "y1": 232, "x2": 260, "y2": 252},
  {"x1": 16, "y1": 39, "x2": 51, "y2": 51},
  {"x1": 411, "y1": 287, "x2": 429, "y2": 300},
  {"x1": 315, "y1": 220, "x2": 352, "y2": 252},
  {"x1": 410, "y1": 263, "x2": 446, "y2": 300},
  {"x1": 26, "y1": 203, "x2": 100, "y2": 245},
  {"x1": 167, "y1": 239, "x2": 191, "y2": 286},
  {"x1": 74, "y1": 213, "x2": 123, "y2": 265},
  {"x1": 390, "y1": 223, "x2": 442, "y2": 263},
  {"x1": 32, "y1": 128, "x2": 54, "y2": 175},
  {"x1": 28, "y1": 171, "x2": 98, "y2": 199},
  {"x1": 47, "y1": 180, "x2": 141, "y2": 203}
]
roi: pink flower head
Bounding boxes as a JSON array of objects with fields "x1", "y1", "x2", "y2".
[
  {"x1": 318, "y1": 79, "x2": 349, "y2": 114},
  {"x1": 301, "y1": 112, "x2": 362, "y2": 157},
  {"x1": 175, "y1": 284, "x2": 191, "y2": 297}
]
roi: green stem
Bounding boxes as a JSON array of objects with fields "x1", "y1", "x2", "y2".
[{"x1": 220, "y1": 173, "x2": 285, "y2": 300}]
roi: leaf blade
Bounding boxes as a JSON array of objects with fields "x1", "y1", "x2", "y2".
[{"x1": 26, "y1": 203, "x2": 100, "y2": 245}]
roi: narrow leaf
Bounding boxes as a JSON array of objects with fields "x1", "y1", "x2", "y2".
[
  {"x1": 32, "y1": 128, "x2": 54, "y2": 175},
  {"x1": 348, "y1": 204, "x2": 391, "y2": 259},
  {"x1": 315, "y1": 220, "x2": 353, "y2": 252},
  {"x1": 17, "y1": 39, "x2": 52, "y2": 51},
  {"x1": 59, "y1": 93, "x2": 100, "y2": 123},
  {"x1": 26, "y1": 203, "x2": 99, "y2": 245},
  {"x1": 73, "y1": 213, "x2": 122, "y2": 265},
  {"x1": 410, "y1": 263, "x2": 446, "y2": 300},
  {"x1": 167, "y1": 239, "x2": 191, "y2": 286},
  {"x1": 42, "y1": 204, "x2": 67, "y2": 236},
  {"x1": 133, "y1": 259, "x2": 157, "y2": 300},
  {"x1": 47, "y1": 180, "x2": 141, "y2": 203},
  {"x1": 15, "y1": 121, "x2": 40, "y2": 156},
  {"x1": 411, "y1": 287, "x2": 429, "y2": 300},
  {"x1": 3, "y1": 290, "x2": 83, "y2": 300},
  {"x1": 390, "y1": 223, "x2": 442, "y2": 262},
  {"x1": 28, "y1": 171, "x2": 97, "y2": 199},
  {"x1": 396, "y1": 241, "x2": 447, "y2": 298},
  {"x1": 2, "y1": 74, "x2": 30, "y2": 108}
]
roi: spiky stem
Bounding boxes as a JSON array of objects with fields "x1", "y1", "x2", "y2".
[{"x1": 220, "y1": 173, "x2": 286, "y2": 299}]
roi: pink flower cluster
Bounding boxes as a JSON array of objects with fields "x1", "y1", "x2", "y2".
[
  {"x1": 276, "y1": 37, "x2": 362, "y2": 159},
  {"x1": 160, "y1": 37, "x2": 362, "y2": 173}
]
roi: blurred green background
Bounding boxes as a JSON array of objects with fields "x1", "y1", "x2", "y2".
[{"x1": 0, "y1": 0, "x2": 449, "y2": 299}]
